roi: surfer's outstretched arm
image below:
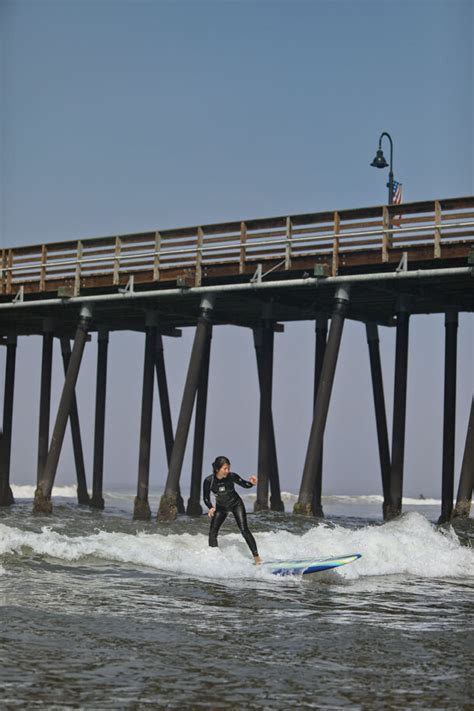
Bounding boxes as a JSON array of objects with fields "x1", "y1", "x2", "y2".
[{"x1": 231, "y1": 473, "x2": 257, "y2": 489}]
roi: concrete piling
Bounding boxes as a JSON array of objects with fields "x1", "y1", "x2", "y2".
[
  {"x1": 33, "y1": 306, "x2": 93, "y2": 514},
  {"x1": 133, "y1": 324, "x2": 156, "y2": 521},
  {"x1": 91, "y1": 329, "x2": 109, "y2": 510},
  {"x1": 187, "y1": 325, "x2": 212, "y2": 516},
  {"x1": 311, "y1": 317, "x2": 328, "y2": 518},
  {"x1": 36, "y1": 327, "x2": 54, "y2": 487},
  {"x1": 158, "y1": 295, "x2": 215, "y2": 522},
  {"x1": 386, "y1": 302, "x2": 410, "y2": 520},
  {"x1": 366, "y1": 323, "x2": 391, "y2": 519},
  {"x1": 453, "y1": 397, "x2": 474, "y2": 519},
  {"x1": 439, "y1": 312, "x2": 458, "y2": 523},
  {"x1": 60, "y1": 337, "x2": 90, "y2": 506},
  {"x1": 0, "y1": 336, "x2": 16, "y2": 506},
  {"x1": 295, "y1": 286, "x2": 350, "y2": 516}
]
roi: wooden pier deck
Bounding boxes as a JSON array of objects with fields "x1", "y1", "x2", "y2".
[{"x1": 0, "y1": 196, "x2": 473, "y2": 337}]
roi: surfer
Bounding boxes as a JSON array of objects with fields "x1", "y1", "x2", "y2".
[{"x1": 203, "y1": 456, "x2": 262, "y2": 565}]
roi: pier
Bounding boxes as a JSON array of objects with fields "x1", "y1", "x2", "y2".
[{"x1": 0, "y1": 195, "x2": 472, "y2": 521}]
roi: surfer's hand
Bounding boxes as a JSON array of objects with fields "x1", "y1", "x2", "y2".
[
  {"x1": 208, "y1": 507, "x2": 216, "y2": 518},
  {"x1": 248, "y1": 475, "x2": 257, "y2": 486}
]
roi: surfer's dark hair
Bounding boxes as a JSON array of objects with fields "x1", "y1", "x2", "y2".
[{"x1": 212, "y1": 456, "x2": 230, "y2": 474}]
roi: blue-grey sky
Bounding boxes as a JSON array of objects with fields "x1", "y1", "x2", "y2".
[{"x1": 0, "y1": 0, "x2": 472, "y2": 499}]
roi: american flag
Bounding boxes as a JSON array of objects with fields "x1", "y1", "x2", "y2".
[{"x1": 392, "y1": 180, "x2": 403, "y2": 205}]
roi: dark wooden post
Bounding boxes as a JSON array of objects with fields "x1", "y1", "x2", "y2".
[
  {"x1": 254, "y1": 320, "x2": 274, "y2": 512},
  {"x1": 155, "y1": 333, "x2": 185, "y2": 514},
  {"x1": 187, "y1": 325, "x2": 212, "y2": 516},
  {"x1": 133, "y1": 325, "x2": 156, "y2": 520},
  {"x1": 37, "y1": 325, "x2": 54, "y2": 487},
  {"x1": 312, "y1": 317, "x2": 328, "y2": 518},
  {"x1": 453, "y1": 397, "x2": 473, "y2": 519},
  {"x1": 0, "y1": 336, "x2": 17, "y2": 506},
  {"x1": 91, "y1": 329, "x2": 109, "y2": 510},
  {"x1": 295, "y1": 286, "x2": 350, "y2": 515},
  {"x1": 60, "y1": 337, "x2": 90, "y2": 505},
  {"x1": 366, "y1": 323, "x2": 391, "y2": 519},
  {"x1": 158, "y1": 295, "x2": 214, "y2": 522},
  {"x1": 386, "y1": 301, "x2": 410, "y2": 520},
  {"x1": 254, "y1": 324, "x2": 284, "y2": 512},
  {"x1": 439, "y1": 311, "x2": 458, "y2": 523},
  {"x1": 33, "y1": 306, "x2": 93, "y2": 514}
]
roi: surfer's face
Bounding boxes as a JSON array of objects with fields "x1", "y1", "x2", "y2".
[{"x1": 216, "y1": 463, "x2": 230, "y2": 478}]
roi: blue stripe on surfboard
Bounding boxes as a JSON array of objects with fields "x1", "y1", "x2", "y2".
[{"x1": 264, "y1": 553, "x2": 361, "y2": 576}]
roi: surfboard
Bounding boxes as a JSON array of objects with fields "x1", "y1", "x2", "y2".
[{"x1": 263, "y1": 553, "x2": 361, "y2": 577}]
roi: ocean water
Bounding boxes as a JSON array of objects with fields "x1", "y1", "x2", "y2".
[{"x1": 1, "y1": 486, "x2": 473, "y2": 710}]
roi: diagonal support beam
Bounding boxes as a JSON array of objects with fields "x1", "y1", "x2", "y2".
[
  {"x1": 453, "y1": 397, "x2": 474, "y2": 519},
  {"x1": 187, "y1": 324, "x2": 212, "y2": 516},
  {"x1": 158, "y1": 295, "x2": 215, "y2": 521},
  {"x1": 33, "y1": 306, "x2": 93, "y2": 514},
  {"x1": 295, "y1": 286, "x2": 350, "y2": 516},
  {"x1": 60, "y1": 337, "x2": 90, "y2": 506}
]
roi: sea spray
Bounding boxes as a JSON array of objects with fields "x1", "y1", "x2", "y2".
[{"x1": 1, "y1": 513, "x2": 472, "y2": 581}]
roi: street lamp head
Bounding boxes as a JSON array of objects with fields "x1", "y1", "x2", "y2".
[{"x1": 371, "y1": 149, "x2": 389, "y2": 169}]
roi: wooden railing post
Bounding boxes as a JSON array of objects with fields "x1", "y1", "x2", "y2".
[
  {"x1": 113, "y1": 236, "x2": 121, "y2": 286},
  {"x1": 40, "y1": 244, "x2": 47, "y2": 292},
  {"x1": 74, "y1": 240, "x2": 83, "y2": 296},
  {"x1": 195, "y1": 227, "x2": 204, "y2": 286},
  {"x1": 0, "y1": 250, "x2": 5, "y2": 294},
  {"x1": 434, "y1": 200, "x2": 442, "y2": 259},
  {"x1": 239, "y1": 221, "x2": 247, "y2": 274},
  {"x1": 153, "y1": 231, "x2": 161, "y2": 281},
  {"x1": 382, "y1": 206, "x2": 391, "y2": 263},
  {"x1": 332, "y1": 211, "x2": 340, "y2": 276},
  {"x1": 285, "y1": 217, "x2": 293, "y2": 270},
  {"x1": 6, "y1": 249, "x2": 13, "y2": 295}
]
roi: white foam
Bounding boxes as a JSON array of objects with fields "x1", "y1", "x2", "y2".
[
  {"x1": 11, "y1": 484, "x2": 81, "y2": 499},
  {"x1": 10, "y1": 485, "x2": 443, "y2": 507},
  {"x1": 0, "y1": 512, "x2": 472, "y2": 581},
  {"x1": 240, "y1": 492, "x2": 442, "y2": 506}
]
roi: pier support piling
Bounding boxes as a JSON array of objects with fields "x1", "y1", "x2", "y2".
[
  {"x1": 154, "y1": 333, "x2": 185, "y2": 513},
  {"x1": 133, "y1": 324, "x2": 156, "y2": 520},
  {"x1": 295, "y1": 286, "x2": 350, "y2": 516},
  {"x1": 33, "y1": 306, "x2": 93, "y2": 514},
  {"x1": 60, "y1": 337, "x2": 90, "y2": 505},
  {"x1": 155, "y1": 333, "x2": 174, "y2": 465},
  {"x1": 439, "y1": 312, "x2": 458, "y2": 523},
  {"x1": 386, "y1": 301, "x2": 410, "y2": 520},
  {"x1": 453, "y1": 397, "x2": 474, "y2": 519},
  {"x1": 254, "y1": 323, "x2": 284, "y2": 512},
  {"x1": 37, "y1": 325, "x2": 54, "y2": 487},
  {"x1": 311, "y1": 317, "x2": 328, "y2": 518},
  {"x1": 366, "y1": 323, "x2": 391, "y2": 519},
  {"x1": 158, "y1": 295, "x2": 215, "y2": 521},
  {"x1": 254, "y1": 320, "x2": 273, "y2": 512},
  {"x1": 187, "y1": 325, "x2": 212, "y2": 516},
  {"x1": 91, "y1": 329, "x2": 109, "y2": 510},
  {"x1": 0, "y1": 336, "x2": 17, "y2": 507}
]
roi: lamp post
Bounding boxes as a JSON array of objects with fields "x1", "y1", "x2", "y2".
[{"x1": 371, "y1": 132, "x2": 394, "y2": 205}]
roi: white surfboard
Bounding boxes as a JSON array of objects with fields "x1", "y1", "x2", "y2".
[{"x1": 263, "y1": 553, "x2": 361, "y2": 577}]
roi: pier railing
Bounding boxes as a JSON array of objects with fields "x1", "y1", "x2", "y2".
[{"x1": 2, "y1": 196, "x2": 474, "y2": 296}]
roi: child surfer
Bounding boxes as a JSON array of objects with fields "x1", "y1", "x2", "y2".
[{"x1": 203, "y1": 456, "x2": 262, "y2": 565}]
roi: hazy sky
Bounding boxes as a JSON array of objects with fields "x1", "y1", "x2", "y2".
[{"x1": 0, "y1": 0, "x2": 472, "y2": 500}]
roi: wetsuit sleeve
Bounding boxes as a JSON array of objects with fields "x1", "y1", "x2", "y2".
[
  {"x1": 231, "y1": 472, "x2": 254, "y2": 489},
  {"x1": 203, "y1": 476, "x2": 213, "y2": 509}
]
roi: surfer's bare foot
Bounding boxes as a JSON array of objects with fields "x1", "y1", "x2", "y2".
[{"x1": 254, "y1": 555, "x2": 262, "y2": 565}]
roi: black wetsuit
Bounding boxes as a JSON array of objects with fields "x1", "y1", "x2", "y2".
[{"x1": 203, "y1": 472, "x2": 259, "y2": 557}]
